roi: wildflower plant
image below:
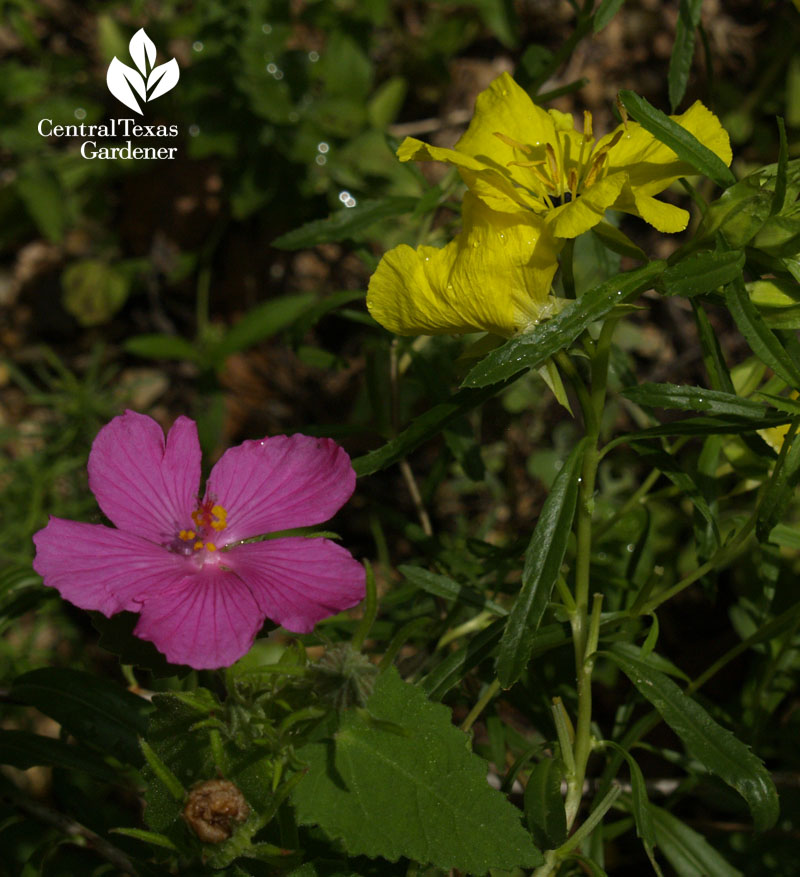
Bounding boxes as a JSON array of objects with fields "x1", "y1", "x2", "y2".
[{"x1": 6, "y1": 3, "x2": 800, "y2": 877}]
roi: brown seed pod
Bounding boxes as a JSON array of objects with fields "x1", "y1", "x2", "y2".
[{"x1": 182, "y1": 778, "x2": 250, "y2": 844}]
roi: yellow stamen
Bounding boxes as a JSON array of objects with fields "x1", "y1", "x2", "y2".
[
  {"x1": 179, "y1": 529, "x2": 196, "y2": 541},
  {"x1": 211, "y1": 505, "x2": 227, "y2": 531},
  {"x1": 206, "y1": 542, "x2": 217, "y2": 552},
  {"x1": 545, "y1": 143, "x2": 561, "y2": 189},
  {"x1": 193, "y1": 541, "x2": 204, "y2": 551},
  {"x1": 583, "y1": 110, "x2": 593, "y2": 142},
  {"x1": 568, "y1": 168, "x2": 579, "y2": 201},
  {"x1": 493, "y1": 131, "x2": 531, "y2": 153}
]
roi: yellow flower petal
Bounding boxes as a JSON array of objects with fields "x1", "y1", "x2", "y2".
[
  {"x1": 628, "y1": 189, "x2": 690, "y2": 233},
  {"x1": 456, "y1": 73, "x2": 557, "y2": 165},
  {"x1": 366, "y1": 194, "x2": 561, "y2": 337},
  {"x1": 547, "y1": 173, "x2": 627, "y2": 238}
]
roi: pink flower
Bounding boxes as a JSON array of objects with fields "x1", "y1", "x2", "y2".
[{"x1": 33, "y1": 411, "x2": 366, "y2": 669}]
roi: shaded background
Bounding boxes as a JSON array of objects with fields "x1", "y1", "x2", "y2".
[{"x1": 2, "y1": 1, "x2": 800, "y2": 873}]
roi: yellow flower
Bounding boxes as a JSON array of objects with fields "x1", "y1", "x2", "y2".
[
  {"x1": 398, "y1": 72, "x2": 732, "y2": 239},
  {"x1": 366, "y1": 193, "x2": 561, "y2": 337}
]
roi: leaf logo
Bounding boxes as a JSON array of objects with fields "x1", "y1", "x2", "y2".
[{"x1": 106, "y1": 29, "x2": 179, "y2": 115}]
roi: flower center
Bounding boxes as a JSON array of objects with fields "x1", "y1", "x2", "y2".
[
  {"x1": 169, "y1": 500, "x2": 228, "y2": 556},
  {"x1": 494, "y1": 111, "x2": 623, "y2": 211}
]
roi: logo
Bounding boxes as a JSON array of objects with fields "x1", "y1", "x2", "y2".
[{"x1": 106, "y1": 28, "x2": 179, "y2": 115}]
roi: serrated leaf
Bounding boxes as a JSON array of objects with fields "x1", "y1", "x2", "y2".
[
  {"x1": 621, "y1": 383, "x2": 767, "y2": 418},
  {"x1": 496, "y1": 440, "x2": 585, "y2": 687},
  {"x1": 726, "y1": 275, "x2": 800, "y2": 388},
  {"x1": 659, "y1": 250, "x2": 745, "y2": 297},
  {"x1": 668, "y1": 0, "x2": 703, "y2": 111},
  {"x1": 10, "y1": 668, "x2": 151, "y2": 766},
  {"x1": 618, "y1": 91, "x2": 736, "y2": 188},
  {"x1": 272, "y1": 198, "x2": 417, "y2": 250},
  {"x1": 353, "y1": 378, "x2": 518, "y2": 477},
  {"x1": 524, "y1": 758, "x2": 567, "y2": 849},
  {"x1": 0, "y1": 730, "x2": 120, "y2": 783},
  {"x1": 462, "y1": 262, "x2": 665, "y2": 389},
  {"x1": 604, "y1": 643, "x2": 779, "y2": 831},
  {"x1": 398, "y1": 565, "x2": 507, "y2": 615},
  {"x1": 649, "y1": 804, "x2": 743, "y2": 876},
  {"x1": 293, "y1": 668, "x2": 542, "y2": 873}
]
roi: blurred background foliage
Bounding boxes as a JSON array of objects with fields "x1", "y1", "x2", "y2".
[{"x1": 2, "y1": 0, "x2": 800, "y2": 874}]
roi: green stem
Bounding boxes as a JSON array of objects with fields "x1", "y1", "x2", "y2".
[
  {"x1": 555, "y1": 340, "x2": 609, "y2": 830},
  {"x1": 460, "y1": 679, "x2": 501, "y2": 732},
  {"x1": 561, "y1": 238, "x2": 577, "y2": 299}
]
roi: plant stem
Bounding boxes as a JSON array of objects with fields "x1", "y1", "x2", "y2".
[
  {"x1": 460, "y1": 678, "x2": 501, "y2": 732},
  {"x1": 555, "y1": 335, "x2": 610, "y2": 831}
]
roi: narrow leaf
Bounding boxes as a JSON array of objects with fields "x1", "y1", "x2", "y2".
[
  {"x1": 0, "y1": 729, "x2": 120, "y2": 783},
  {"x1": 618, "y1": 91, "x2": 736, "y2": 188},
  {"x1": 496, "y1": 440, "x2": 586, "y2": 687},
  {"x1": 668, "y1": 0, "x2": 703, "y2": 111},
  {"x1": 591, "y1": 220, "x2": 647, "y2": 260},
  {"x1": 756, "y1": 420, "x2": 800, "y2": 541},
  {"x1": 272, "y1": 198, "x2": 418, "y2": 249},
  {"x1": 463, "y1": 261, "x2": 665, "y2": 389},
  {"x1": 398, "y1": 565, "x2": 507, "y2": 615},
  {"x1": 10, "y1": 668, "x2": 151, "y2": 766},
  {"x1": 353, "y1": 378, "x2": 518, "y2": 477},
  {"x1": 660, "y1": 250, "x2": 744, "y2": 297},
  {"x1": 524, "y1": 758, "x2": 567, "y2": 849},
  {"x1": 622, "y1": 383, "x2": 767, "y2": 418},
  {"x1": 770, "y1": 117, "x2": 788, "y2": 217},
  {"x1": 212, "y1": 293, "x2": 316, "y2": 360},
  {"x1": 594, "y1": 0, "x2": 626, "y2": 32},
  {"x1": 726, "y1": 275, "x2": 800, "y2": 387},
  {"x1": 649, "y1": 804, "x2": 743, "y2": 876},
  {"x1": 125, "y1": 333, "x2": 199, "y2": 362},
  {"x1": 604, "y1": 643, "x2": 780, "y2": 831}
]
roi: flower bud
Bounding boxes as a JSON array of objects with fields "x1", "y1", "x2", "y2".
[{"x1": 183, "y1": 779, "x2": 250, "y2": 843}]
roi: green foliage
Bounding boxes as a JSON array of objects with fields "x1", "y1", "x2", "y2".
[{"x1": 293, "y1": 668, "x2": 542, "y2": 873}]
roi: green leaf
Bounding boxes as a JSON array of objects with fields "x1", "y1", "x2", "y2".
[
  {"x1": 621, "y1": 383, "x2": 767, "y2": 418},
  {"x1": 125, "y1": 333, "x2": 200, "y2": 362},
  {"x1": 591, "y1": 220, "x2": 647, "y2": 260},
  {"x1": 293, "y1": 668, "x2": 542, "y2": 872},
  {"x1": 608, "y1": 414, "x2": 790, "y2": 449},
  {"x1": 668, "y1": 0, "x2": 703, "y2": 111},
  {"x1": 770, "y1": 117, "x2": 789, "y2": 217},
  {"x1": 398, "y1": 565, "x2": 507, "y2": 615},
  {"x1": 61, "y1": 259, "x2": 130, "y2": 327},
  {"x1": 726, "y1": 275, "x2": 800, "y2": 388},
  {"x1": 692, "y1": 300, "x2": 735, "y2": 393},
  {"x1": 92, "y1": 611, "x2": 192, "y2": 679},
  {"x1": 659, "y1": 250, "x2": 745, "y2": 297},
  {"x1": 0, "y1": 730, "x2": 121, "y2": 783},
  {"x1": 272, "y1": 198, "x2": 417, "y2": 250},
  {"x1": 593, "y1": 0, "x2": 626, "y2": 32},
  {"x1": 211, "y1": 293, "x2": 316, "y2": 361},
  {"x1": 756, "y1": 420, "x2": 800, "y2": 541},
  {"x1": 496, "y1": 440, "x2": 586, "y2": 687},
  {"x1": 10, "y1": 668, "x2": 151, "y2": 767},
  {"x1": 17, "y1": 163, "x2": 68, "y2": 241},
  {"x1": 627, "y1": 441, "x2": 719, "y2": 546},
  {"x1": 463, "y1": 261, "x2": 666, "y2": 389},
  {"x1": 420, "y1": 621, "x2": 570, "y2": 701},
  {"x1": 353, "y1": 378, "x2": 518, "y2": 477},
  {"x1": 367, "y1": 76, "x2": 407, "y2": 129},
  {"x1": 604, "y1": 643, "x2": 780, "y2": 831},
  {"x1": 523, "y1": 758, "x2": 567, "y2": 849},
  {"x1": 649, "y1": 804, "x2": 743, "y2": 877},
  {"x1": 618, "y1": 91, "x2": 736, "y2": 188}
]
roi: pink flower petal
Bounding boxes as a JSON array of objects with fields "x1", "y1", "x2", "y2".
[
  {"x1": 205, "y1": 435, "x2": 356, "y2": 543},
  {"x1": 88, "y1": 411, "x2": 200, "y2": 544},
  {"x1": 224, "y1": 537, "x2": 365, "y2": 633},
  {"x1": 32, "y1": 517, "x2": 190, "y2": 615},
  {"x1": 133, "y1": 566, "x2": 263, "y2": 669}
]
